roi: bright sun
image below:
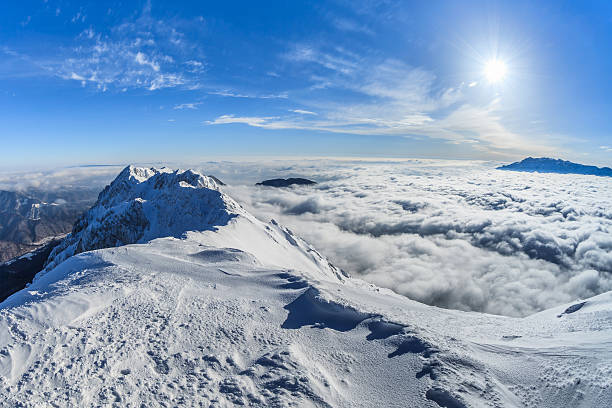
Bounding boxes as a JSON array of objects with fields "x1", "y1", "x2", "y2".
[{"x1": 484, "y1": 59, "x2": 507, "y2": 83}]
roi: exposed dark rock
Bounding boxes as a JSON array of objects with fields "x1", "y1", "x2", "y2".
[
  {"x1": 0, "y1": 238, "x2": 63, "y2": 302},
  {"x1": 256, "y1": 178, "x2": 316, "y2": 187},
  {"x1": 557, "y1": 301, "x2": 587, "y2": 318},
  {"x1": 207, "y1": 175, "x2": 225, "y2": 186}
]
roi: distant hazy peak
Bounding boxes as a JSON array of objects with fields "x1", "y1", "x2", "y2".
[{"x1": 497, "y1": 157, "x2": 612, "y2": 177}]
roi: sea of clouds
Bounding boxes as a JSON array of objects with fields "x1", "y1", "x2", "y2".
[
  {"x1": 205, "y1": 159, "x2": 611, "y2": 317},
  {"x1": 0, "y1": 165, "x2": 124, "y2": 192},
  {"x1": 2, "y1": 159, "x2": 610, "y2": 317}
]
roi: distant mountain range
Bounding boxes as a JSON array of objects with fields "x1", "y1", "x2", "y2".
[
  {"x1": 497, "y1": 157, "x2": 612, "y2": 177},
  {"x1": 0, "y1": 189, "x2": 97, "y2": 262}
]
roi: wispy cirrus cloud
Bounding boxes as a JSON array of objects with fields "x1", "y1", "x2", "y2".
[
  {"x1": 205, "y1": 115, "x2": 285, "y2": 128},
  {"x1": 208, "y1": 90, "x2": 288, "y2": 99},
  {"x1": 331, "y1": 17, "x2": 374, "y2": 36},
  {"x1": 284, "y1": 44, "x2": 360, "y2": 76},
  {"x1": 134, "y1": 51, "x2": 160, "y2": 72},
  {"x1": 174, "y1": 102, "x2": 202, "y2": 110},
  {"x1": 24, "y1": 5, "x2": 208, "y2": 92},
  {"x1": 290, "y1": 109, "x2": 317, "y2": 115},
  {"x1": 184, "y1": 60, "x2": 205, "y2": 73},
  {"x1": 206, "y1": 44, "x2": 558, "y2": 158}
]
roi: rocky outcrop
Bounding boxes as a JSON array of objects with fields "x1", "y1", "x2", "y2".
[{"x1": 256, "y1": 178, "x2": 316, "y2": 187}]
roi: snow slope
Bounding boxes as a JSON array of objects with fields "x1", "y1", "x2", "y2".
[{"x1": 0, "y1": 166, "x2": 610, "y2": 407}]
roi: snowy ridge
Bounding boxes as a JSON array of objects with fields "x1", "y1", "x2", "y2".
[
  {"x1": 43, "y1": 165, "x2": 346, "y2": 281},
  {"x1": 0, "y1": 166, "x2": 610, "y2": 407}
]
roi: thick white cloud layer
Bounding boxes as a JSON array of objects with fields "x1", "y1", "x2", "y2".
[
  {"x1": 0, "y1": 166, "x2": 122, "y2": 191},
  {"x1": 2, "y1": 159, "x2": 610, "y2": 317},
  {"x1": 208, "y1": 159, "x2": 612, "y2": 317}
]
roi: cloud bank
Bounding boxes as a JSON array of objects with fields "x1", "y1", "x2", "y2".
[
  {"x1": 211, "y1": 159, "x2": 612, "y2": 317},
  {"x1": 0, "y1": 166, "x2": 121, "y2": 192}
]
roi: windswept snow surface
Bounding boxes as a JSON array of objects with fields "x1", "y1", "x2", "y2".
[{"x1": 0, "y1": 166, "x2": 611, "y2": 407}]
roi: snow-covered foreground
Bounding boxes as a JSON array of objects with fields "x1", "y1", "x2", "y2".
[{"x1": 0, "y1": 167, "x2": 610, "y2": 407}]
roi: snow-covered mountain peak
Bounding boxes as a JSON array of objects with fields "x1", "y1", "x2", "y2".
[
  {"x1": 42, "y1": 166, "x2": 247, "y2": 271},
  {"x1": 42, "y1": 166, "x2": 346, "y2": 281},
  {"x1": 96, "y1": 165, "x2": 224, "y2": 207}
]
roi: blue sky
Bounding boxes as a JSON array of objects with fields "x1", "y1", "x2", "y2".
[{"x1": 1, "y1": 0, "x2": 611, "y2": 167}]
